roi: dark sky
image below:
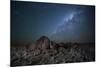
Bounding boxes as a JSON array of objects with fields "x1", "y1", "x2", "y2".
[{"x1": 11, "y1": 1, "x2": 95, "y2": 43}]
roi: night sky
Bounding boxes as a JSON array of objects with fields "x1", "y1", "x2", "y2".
[{"x1": 11, "y1": 1, "x2": 95, "y2": 44}]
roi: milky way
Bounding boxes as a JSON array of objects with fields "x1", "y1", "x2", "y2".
[
  {"x1": 11, "y1": 1, "x2": 95, "y2": 43},
  {"x1": 52, "y1": 11, "x2": 83, "y2": 35}
]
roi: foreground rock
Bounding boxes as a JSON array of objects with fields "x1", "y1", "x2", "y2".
[{"x1": 11, "y1": 36, "x2": 95, "y2": 66}]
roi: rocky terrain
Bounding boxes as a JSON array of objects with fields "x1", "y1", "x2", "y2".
[{"x1": 11, "y1": 36, "x2": 95, "y2": 66}]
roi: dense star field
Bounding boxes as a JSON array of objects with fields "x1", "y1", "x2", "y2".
[
  {"x1": 11, "y1": 1, "x2": 95, "y2": 66},
  {"x1": 11, "y1": 1, "x2": 95, "y2": 43}
]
